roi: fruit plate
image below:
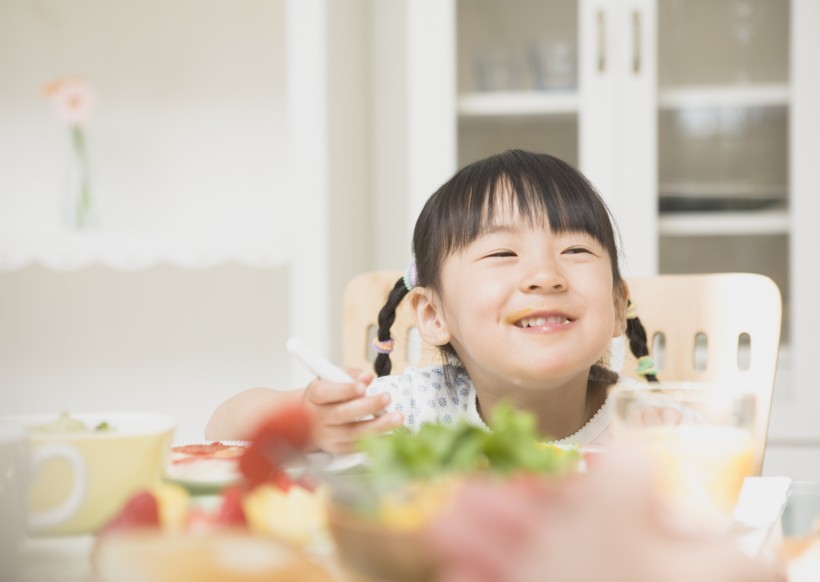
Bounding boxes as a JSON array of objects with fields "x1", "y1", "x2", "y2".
[
  {"x1": 165, "y1": 441, "x2": 248, "y2": 494},
  {"x1": 165, "y1": 441, "x2": 368, "y2": 494},
  {"x1": 93, "y1": 530, "x2": 336, "y2": 582}
]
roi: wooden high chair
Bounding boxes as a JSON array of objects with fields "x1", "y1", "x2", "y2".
[
  {"x1": 341, "y1": 271, "x2": 782, "y2": 474},
  {"x1": 621, "y1": 273, "x2": 782, "y2": 475},
  {"x1": 341, "y1": 271, "x2": 437, "y2": 374}
]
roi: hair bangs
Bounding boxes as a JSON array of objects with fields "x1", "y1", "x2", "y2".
[
  {"x1": 413, "y1": 150, "x2": 622, "y2": 290},
  {"x1": 435, "y1": 153, "x2": 616, "y2": 251}
]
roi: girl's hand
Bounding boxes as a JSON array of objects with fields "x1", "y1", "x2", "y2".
[{"x1": 303, "y1": 369, "x2": 404, "y2": 454}]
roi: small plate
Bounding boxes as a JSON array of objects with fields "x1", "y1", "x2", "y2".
[
  {"x1": 166, "y1": 442, "x2": 371, "y2": 494},
  {"x1": 165, "y1": 440, "x2": 248, "y2": 494},
  {"x1": 303, "y1": 451, "x2": 369, "y2": 474}
]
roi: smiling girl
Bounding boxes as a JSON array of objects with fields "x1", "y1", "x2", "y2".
[{"x1": 206, "y1": 150, "x2": 657, "y2": 453}]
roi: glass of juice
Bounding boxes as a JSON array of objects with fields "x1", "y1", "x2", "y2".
[{"x1": 610, "y1": 384, "x2": 757, "y2": 529}]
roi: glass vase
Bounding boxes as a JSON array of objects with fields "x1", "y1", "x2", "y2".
[{"x1": 64, "y1": 126, "x2": 99, "y2": 231}]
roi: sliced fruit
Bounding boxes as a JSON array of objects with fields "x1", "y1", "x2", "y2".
[
  {"x1": 238, "y1": 402, "x2": 314, "y2": 486},
  {"x1": 99, "y1": 490, "x2": 160, "y2": 534},
  {"x1": 151, "y1": 482, "x2": 190, "y2": 532},
  {"x1": 214, "y1": 485, "x2": 248, "y2": 527}
]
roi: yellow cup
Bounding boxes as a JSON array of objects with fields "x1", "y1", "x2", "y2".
[
  {"x1": 610, "y1": 384, "x2": 756, "y2": 528},
  {"x1": 0, "y1": 412, "x2": 175, "y2": 536}
]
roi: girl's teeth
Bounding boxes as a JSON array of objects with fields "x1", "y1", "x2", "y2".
[{"x1": 519, "y1": 316, "x2": 567, "y2": 328}]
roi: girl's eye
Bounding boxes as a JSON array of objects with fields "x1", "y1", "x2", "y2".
[
  {"x1": 564, "y1": 247, "x2": 593, "y2": 255},
  {"x1": 485, "y1": 250, "x2": 517, "y2": 258}
]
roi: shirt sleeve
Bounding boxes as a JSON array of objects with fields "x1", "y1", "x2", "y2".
[
  {"x1": 365, "y1": 365, "x2": 479, "y2": 432},
  {"x1": 365, "y1": 368, "x2": 416, "y2": 417}
]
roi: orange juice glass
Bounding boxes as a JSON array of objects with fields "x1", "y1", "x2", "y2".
[{"x1": 610, "y1": 384, "x2": 756, "y2": 529}]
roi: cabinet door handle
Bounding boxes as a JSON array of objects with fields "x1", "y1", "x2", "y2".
[
  {"x1": 597, "y1": 10, "x2": 606, "y2": 73},
  {"x1": 632, "y1": 9, "x2": 641, "y2": 74}
]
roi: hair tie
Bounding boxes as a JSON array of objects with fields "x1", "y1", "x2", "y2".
[
  {"x1": 403, "y1": 261, "x2": 418, "y2": 292},
  {"x1": 626, "y1": 301, "x2": 638, "y2": 320},
  {"x1": 636, "y1": 355, "x2": 657, "y2": 377},
  {"x1": 372, "y1": 337, "x2": 395, "y2": 355}
]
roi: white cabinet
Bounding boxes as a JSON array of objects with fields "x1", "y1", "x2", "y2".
[
  {"x1": 452, "y1": 0, "x2": 658, "y2": 274},
  {"x1": 398, "y1": 0, "x2": 820, "y2": 463}
]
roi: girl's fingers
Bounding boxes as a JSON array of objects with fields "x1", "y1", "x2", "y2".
[
  {"x1": 327, "y1": 411, "x2": 404, "y2": 441},
  {"x1": 344, "y1": 368, "x2": 374, "y2": 385},
  {"x1": 303, "y1": 369, "x2": 373, "y2": 406},
  {"x1": 317, "y1": 412, "x2": 404, "y2": 451},
  {"x1": 352, "y1": 409, "x2": 403, "y2": 433},
  {"x1": 316, "y1": 392, "x2": 393, "y2": 425},
  {"x1": 305, "y1": 378, "x2": 366, "y2": 405}
]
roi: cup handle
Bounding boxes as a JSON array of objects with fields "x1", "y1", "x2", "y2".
[{"x1": 27, "y1": 443, "x2": 87, "y2": 532}]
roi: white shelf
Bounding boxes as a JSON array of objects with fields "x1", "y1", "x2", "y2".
[
  {"x1": 0, "y1": 230, "x2": 292, "y2": 271},
  {"x1": 659, "y1": 183, "x2": 788, "y2": 198},
  {"x1": 458, "y1": 90, "x2": 579, "y2": 117},
  {"x1": 659, "y1": 83, "x2": 790, "y2": 110},
  {"x1": 658, "y1": 209, "x2": 790, "y2": 237}
]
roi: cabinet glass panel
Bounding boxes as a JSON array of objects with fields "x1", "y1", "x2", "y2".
[
  {"x1": 658, "y1": 106, "x2": 788, "y2": 212},
  {"x1": 456, "y1": 0, "x2": 578, "y2": 168},
  {"x1": 659, "y1": 0, "x2": 789, "y2": 87},
  {"x1": 458, "y1": 117, "x2": 577, "y2": 169},
  {"x1": 457, "y1": 0, "x2": 577, "y2": 93},
  {"x1": 657, "y1": 0, "x2": 791, "y2": 337}
]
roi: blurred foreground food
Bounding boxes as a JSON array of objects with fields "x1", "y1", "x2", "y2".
[
  {"x1": 94, "y1": 530, "x2": 334, "y2": 582},
  {"x1": 93, "y1": 403, "x2": 332, "y2": 580},
  {"x1": 353, "y1": 402, "x2": 582, "y2": 523},
  {"x1": 94, "y1": 401, "x2": 586, "y2": 582},
  {"x1": 327, "y1": 403, "x2": 585, "y2": 582}
]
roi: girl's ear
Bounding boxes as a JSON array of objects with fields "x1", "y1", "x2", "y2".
[
  {"x1": 613, "y1": 281, "x2": 629, "y2": 337},
  {"x1": 408, "y1": 287, "x2": 452, "y2": 346}
]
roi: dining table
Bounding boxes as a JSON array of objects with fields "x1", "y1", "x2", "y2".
[{"x1": 8, "y1": 478, "x2": 820, "y2": 582}]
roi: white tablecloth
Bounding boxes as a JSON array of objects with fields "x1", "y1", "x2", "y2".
[{"x1": 10, "y1": 535, "x2": 94, "y2": 582}]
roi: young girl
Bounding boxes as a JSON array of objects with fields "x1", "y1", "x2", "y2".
[{"x1": 206, "y1": 149, "x2": 657, "y2": 453}]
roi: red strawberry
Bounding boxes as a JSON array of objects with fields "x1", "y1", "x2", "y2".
[
  {"x1": 267, "y1": 468, "x2": 296, "y2": 492},
  {"x1": 214, "y1": 485, "x2": 247, "y2": 527},
  {"x1": 239, "y1": 402, "x2": 314, "y2": 487},
  {"x1": 99, "y1": 490, "x2": 160, "y2": 534},
  {"x1": 185, "y1": 507, "x2": 217, "y2": 534}
]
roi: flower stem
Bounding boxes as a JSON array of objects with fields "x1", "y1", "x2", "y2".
[{"x1": 71, "y1": 125, "x2": 93, "y2": 229}]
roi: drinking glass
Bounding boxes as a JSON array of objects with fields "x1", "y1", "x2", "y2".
[
  {"x1": 611, "y1": 384, "x2": 757, "y2": 528},
  {"x1": 725, "y1": 0, "x2": 768, "y2": 84}
]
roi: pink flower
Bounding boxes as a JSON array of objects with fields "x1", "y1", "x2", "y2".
[{"x1": 43, "y1": 77, "x2": 97, "y2": 126}]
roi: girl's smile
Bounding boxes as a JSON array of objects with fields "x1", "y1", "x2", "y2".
[
  {"x1": 208, "y1": 150, "x2": 656, "y2": 459},
  {"x1": 506, "y1": 307, "x2": 575, "y2": 331},
  {"x1": 418, "y1": 210, "x2": 627, "y2": 401}
]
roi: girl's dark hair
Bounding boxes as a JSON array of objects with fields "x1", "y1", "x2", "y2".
[
  {"x1": 625, "y1": 300, "x2": 659, "y2": 382},
  {"x1": 374, "y1": 149, "x2": 658, "y2": 383}
]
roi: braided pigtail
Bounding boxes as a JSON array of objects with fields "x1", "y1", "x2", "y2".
[
  {"x1": 625, "y1": 300, "x2": 659, "y2": 383},
  {"x1": 373, "y1": 263, "x2": 418, "y2": 377}
]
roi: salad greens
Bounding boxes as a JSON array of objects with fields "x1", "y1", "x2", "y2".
[
  {"x1": 357, "y1": 402, "x2": 581, "y2": 493},
  {"x1": 29, "y1": 412, "x2": 114, "y2": 435}
]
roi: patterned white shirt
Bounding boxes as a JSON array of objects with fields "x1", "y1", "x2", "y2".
[{"x1": 366, "y1": 364, "x2": 641, "y2": 447}]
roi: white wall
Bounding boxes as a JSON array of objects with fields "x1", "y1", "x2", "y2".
[
  {"x1": 369, "y1": 1, "x2": 457, "y2": 271},
  {"x1": 0, "y1": 265, "x2": 291, "y2": 443},
  {"x1": 327, "y1": 0, "x2": 371, "y2": 360},
  {"x1": 0, "y1": 0, "x2": 307, "y2": 441},
  {"x1": 0, "y1": 0, "x2": 288, "y2": 236},
  {"x1": 0, "y1": 0, "x2": 379, "y2": 440}
]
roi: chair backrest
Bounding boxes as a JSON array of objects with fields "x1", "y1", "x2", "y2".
[
  {"x1": 341, "y1": 271, "x2": 440, "y2": 374},
  {"x1": 620, "y1": 273, "x2": 782, "y2": 475},
  {"x1": 341, "y1": 271, "x2": 782, "y2": 474}
]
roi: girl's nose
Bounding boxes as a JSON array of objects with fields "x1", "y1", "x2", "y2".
[{"x1": 519, "y1": 260, "x2": 567, "y2": 292}]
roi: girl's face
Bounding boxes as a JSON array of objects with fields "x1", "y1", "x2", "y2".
[{"x1": 417, "y1": 205, "x2": 627, "y2": 394}]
